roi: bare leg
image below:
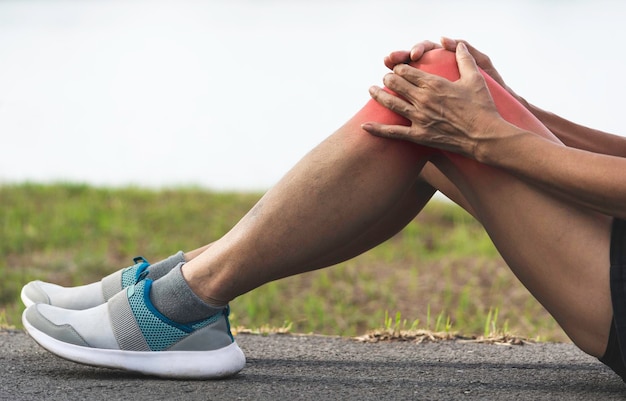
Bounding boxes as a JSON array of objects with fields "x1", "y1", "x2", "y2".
[
  {"x1": 22, "y1": 47, "x2": 615, "y2": 384},
  {"x1": 183, "y1": 103, "x2": 438, "y2": 303},
  {"x1": 422, "y1": 153, "x2": 612, "y2": 356},
  {"x1": 183, "y1": 244, "x2": 212, "y2": 261},
  {"x1": 397, "y1": 50, "x2": 612, "y2": 356},
  {"x1": 180, "y1": 181, "x2": 437, "y2": 268},
  {"x1": 182, "y1": 51, "x2": 612, "y2": 358}
]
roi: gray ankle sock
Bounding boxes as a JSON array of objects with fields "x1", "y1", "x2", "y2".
[
  {"x1": 146, "y1": 251, "x2": 185, "y2": 280},
  {"x1": 149, "y1": 263, "x2": 223, "y2": 324}
]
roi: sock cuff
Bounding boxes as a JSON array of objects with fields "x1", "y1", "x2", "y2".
[
  {"x1": 150, "y1": 263, "x2": 223, "y2": 324},
  {"x1": 146, "y1": 251, "x2": 185, "y2": 280}
]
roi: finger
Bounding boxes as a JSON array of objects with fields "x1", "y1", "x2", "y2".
[
  {"x1": 385, "y1": 40, "x2": 442, "y2": 69},
  {"x1": 384, "y1": 50, "x2": 411, "y2": 70},
  {"x1": 449, "y1": 38, "x2": 492, "y2": 65},
  {"x1": 361, "y1": 122, "x2": 414, "y2": 141},
  {"x1": 409, "y1": 40, "x2": 441, "y2": 61},
  {"x1": 455, "y1": 43, "x2": 481, "y2": 80},
  {"x1": 440, "y1": 37, "x2": 457, "y2": 52},
  {"x1": 368, "y1": 85, "x2": 415, "y2": 120},
  {"x1": 390, "y1": 63, "x2": 431, "y2": 89},
  {"x1": 454, "y1": 39, "x2": 486, "y2": 59},
  {"x1": 443, "y1": 38, "x2": 485, "y2": 60}
]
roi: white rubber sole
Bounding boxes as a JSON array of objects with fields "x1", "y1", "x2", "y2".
[
  {"x1": 22, "y1": 311, "x2": 246, "y2": 379},
  {"x1": 20, "y1": 286, "x2": 35, "y2": 308}
]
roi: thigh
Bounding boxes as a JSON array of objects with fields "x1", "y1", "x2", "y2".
[
  {"x1": 418, "y1": 162, "x2": 477, "y2": 218},
  {"x1": 412, "y1": 50, "x2": 613, "y2": 357},
  {"x1": 434, "y1": 151, "x2": 612, "y2": 356}
]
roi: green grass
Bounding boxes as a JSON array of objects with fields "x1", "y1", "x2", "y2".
[{"x1": 0, "y1": 183, "x2": 566, "y2": 341}]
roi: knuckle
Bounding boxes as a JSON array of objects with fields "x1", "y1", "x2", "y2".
[
  {"x1": 395, "y1": 64, "x2": 409, "y2": 74},
  {"x1": 414, "y1": 87, "x2": 433, "y2": 104},
  {"x1": 383, "y1": 73, "x2": 399, "y2": 87},
  {"x1": 379, "y1": 126, "x2": 398, "y2": 138},
  {"x1": 393, "y1": 64, "x2": 408, "y2": 74},
  {"x1": 427, "y1": 79, "x2": 443, "y2": 90},
  {"x1": 401, "y1": 104, "x2": 414, "y2": 115},
  {"x1": 387, "y1": 100, "x2": 404, "y2": 113},
  {"x1": 385, "y1": 127, "x2": 399, "y2": 137}
]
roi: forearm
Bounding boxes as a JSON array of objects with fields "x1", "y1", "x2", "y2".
[
  {"x1": 526, "y1": 103, "x2": 626, "y2": 157},
  {"x1": 478, "y1": 119, "x2": 626, "y2": 218}
]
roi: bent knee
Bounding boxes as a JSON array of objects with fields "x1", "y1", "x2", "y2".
[{"x1": 408, "y1": 49, "x2": 460, "y2": 81}]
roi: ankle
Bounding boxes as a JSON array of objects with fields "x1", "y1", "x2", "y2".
[
  {"x1": 180, "y1": 262, "x2": 230, "y2": 308},
  {"x1": 186, "y1": 277, "x2": 230, "y2": 309},
  {"x1": 150, "y1": 264, "x2": 224, "y2": 324}
]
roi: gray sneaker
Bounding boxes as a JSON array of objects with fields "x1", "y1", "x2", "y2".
[
  {"x1": 22, "y1": 277, "x2": 245, "y2": 379},
  {"x1": 21, "y1": 257, "x2": 150, "y2": 310}
]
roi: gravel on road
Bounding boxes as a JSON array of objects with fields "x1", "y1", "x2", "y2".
[{"x1": 1, "y1": 329, "x2": 624, "y2": 400}]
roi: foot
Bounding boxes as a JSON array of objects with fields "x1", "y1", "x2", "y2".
[
  {"x1": 22, "y1": 277, "x2": 246, "y2": 379},
  {"x1": 20, "y1": 257, "x2": 151, "y2": 310}
]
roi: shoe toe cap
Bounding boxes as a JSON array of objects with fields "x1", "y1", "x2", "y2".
[
  {"x1": 23, "y1": 305, "x2": 89, "y2": 347},
  {"x1": 20, "y1": 281, "x2": 52, "y2": 307}
]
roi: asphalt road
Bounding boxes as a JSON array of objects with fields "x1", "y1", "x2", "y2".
[{"x1": 1, "y1": 329, "x2": 624, "y2": 400}]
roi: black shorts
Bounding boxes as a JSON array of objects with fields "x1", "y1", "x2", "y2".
[{"x1": 600, "y1": 218, "x2": 626, "y2": 381}]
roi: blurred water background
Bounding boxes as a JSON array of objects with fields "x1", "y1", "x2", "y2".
[{"x1": 1, "y1": 0, "x2": 625, "y2": 191}]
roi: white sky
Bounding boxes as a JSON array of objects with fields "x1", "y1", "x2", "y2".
[{"x1": 1, "y1": 0, "x2": 624, "y2": 190}]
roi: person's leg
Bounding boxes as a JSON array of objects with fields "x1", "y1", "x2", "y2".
[
  {"x1": 180, "y1": 100, "x2": 441, "y2": 305},
  {"x1": 186, "y1": 50, "x2": 613, "y2": 358},
  {"x1": 22, "y1": 79, "x2": 447, "y2": 378},
  {"x1": 407, "y1": 50, "x2": 613, "y2": 357},
  {"x1": 184, "y1": 244, "x2": 212, "y2": 260},
  {"x1": 22, "y1": 49, "x2": 612, "y2": 378},
  {"x1": 21, "y1": 121, "x2": 438, "y2": 312},
  {"x1": 20, "y1": 242, "x2": 215, "y2": 310},
  {"x1": 424, "y1": 154, "x2": 612, "y2": 356}
]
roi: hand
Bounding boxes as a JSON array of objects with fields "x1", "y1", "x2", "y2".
[
  {"x1": 385, "y1": 38, "x2": 527, "y2": 107},
  {"x1": 363, "y1": 43, "x2": 506, "y2": 160},
  {"x1": 440, "y1": 38, "x2": 529, "y2": 107},
  {"x1": 383, "y1": 40, "x2": 441, "y2": 70}
]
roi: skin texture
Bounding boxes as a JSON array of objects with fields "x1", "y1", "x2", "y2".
[
  {"x1": 177, "y1": 39, "x2": 624, "y2": 358},
  {"x1": 364, "y1": 43, "x2": 626, "y2": 218}
]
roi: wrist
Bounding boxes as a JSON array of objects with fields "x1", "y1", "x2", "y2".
[{"x1": 474, "y1": 118, "x2": 524, "y2": 166}]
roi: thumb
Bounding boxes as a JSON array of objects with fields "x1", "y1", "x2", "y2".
[
  {"x1": 455, "y1": 42, "x2": 480, "y2": 79},
  {"x1": 440, "y1": 37, "x2": 457, "y2": 51}
]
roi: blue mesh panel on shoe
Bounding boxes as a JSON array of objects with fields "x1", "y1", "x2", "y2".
[
  {"x1": 126, "y1": 279, "x2": 221, "y2": 351},
  {"x1": 120, "y1": 257, "x2": 150, "y2": 288}
]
